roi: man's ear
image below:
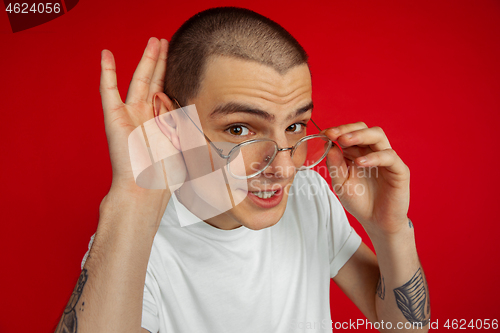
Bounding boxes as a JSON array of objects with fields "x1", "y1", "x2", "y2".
[
  {"x1": 152, "y1": 92, "x2": 181, "y2": 151},
  {"x1": 153, "y1": 92, "x2": 176, "y2": 114}
]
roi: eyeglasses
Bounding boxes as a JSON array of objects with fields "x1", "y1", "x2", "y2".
[{"x1": 159, "y1": 99, "x2": 333, "y2": 179}]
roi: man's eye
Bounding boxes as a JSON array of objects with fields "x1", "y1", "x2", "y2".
[
  {"x1": 227, "y1": 125, "x2": 250, "y2": 136},
  {"x1": 286, "y1": 123, "x2": 305, "y2": 133}
]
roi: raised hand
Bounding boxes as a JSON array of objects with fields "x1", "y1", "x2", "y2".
[
  {"x1": 324, "y1": 122, "x2": 410, "y2": 235},
  {"x1": 100, "y1": 37, "x2": 184, "y2": 196}
]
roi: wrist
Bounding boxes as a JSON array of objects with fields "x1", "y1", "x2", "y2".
[
  {"x1": 367, "y1": 218, "x2": 418, "y2": 260},
  {"x1": 99, "y1": 185, "x2": 171, "y2": 231},
  {"x1": 363, "y1": 215, "x2": 412, "y2": 238}
]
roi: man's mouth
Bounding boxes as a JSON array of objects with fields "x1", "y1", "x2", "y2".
[
  {"x1": 246, "y1": 187, "x2": 284, "y2": 209},
  {"x1": 250, "y1": 190, "x2": 278, "y2": 199}
]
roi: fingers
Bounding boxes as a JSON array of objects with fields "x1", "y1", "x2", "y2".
[
  {"x1": 324, "y1": 122, "x2": 407, "y2": 177},
  {"x1": 325, "y1": 123, "x2": 391, "y2": 152},
  {"x1": 147, "y1": 39, "x2": 169, "y2": 104},
  {"x1": 125, "y1": 37, "x2": 161, "y2": 104},
  {"x1": 342, "y1": 146, "x2": 373, "y2": 161},
  {"x1": 355, "y1": 149, "x2": 409, "y2": 177},
  {"x1": 324, "y1": 122, "x2": 368, "y2": 141},
  {"x1": 100, "y1": 49, "x2": 124, "y2": 114}
]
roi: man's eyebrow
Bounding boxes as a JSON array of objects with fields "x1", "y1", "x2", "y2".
[
  {"x1": 286, "y1": 101, "x2": 314, "y2": 121},
  {"x1": 209, "y1": 102, "x2": 275, "y2": 121},
  {"x1": 209, "y1": 101, "x2": 314, "y2": 121}
]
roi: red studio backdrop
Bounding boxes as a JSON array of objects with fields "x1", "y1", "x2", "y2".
[{"x1": 1, "y1": 0, "x2": 499, "y2": 332}]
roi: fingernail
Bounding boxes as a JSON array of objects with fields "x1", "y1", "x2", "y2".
[
  {"x1": 358, "y1": 157, "x2": 367, "y2": 164},
  {"x1": 328, "y1": 128, "x2": 340, "y2": 135},
  {"x1": 343, "y1": 133, "x2": 353, "y2": 139}
]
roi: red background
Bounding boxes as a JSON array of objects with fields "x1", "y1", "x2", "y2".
[{"x1": 1, "y1": 0, "x2": 499, "y2": 331}]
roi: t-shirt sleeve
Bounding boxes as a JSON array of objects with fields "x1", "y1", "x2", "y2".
[
  {"x1": 320, "y1": 177, "x2": 362, "y2": 278},
  {"x1": 142, "y1": 267, "x2": 161, "y2": 333},
  {"x1": 81, "y1": 233, "x2": 95, "y2": 270}
]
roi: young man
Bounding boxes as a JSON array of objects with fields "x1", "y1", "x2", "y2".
[{"x1": 56, "y1": 7, "x2": 430, "y2": 333}]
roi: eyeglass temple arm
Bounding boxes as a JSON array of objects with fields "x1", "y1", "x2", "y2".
[
  {"x1": 310, "y1": 118, "x2": 323, "y2": 132},
  {"x1": 173, "y1": 102, "x2": 230, "y2": 159},
  {"x1": 310, "y1": 118, "x2": 338, "y2": 149}
]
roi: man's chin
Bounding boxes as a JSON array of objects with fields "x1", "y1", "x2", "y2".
[{"x1": 240, "y1": 217, "x2": 281, "y2": 231}]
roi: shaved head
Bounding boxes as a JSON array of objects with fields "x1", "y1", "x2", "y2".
[{"x1": 165, "y1": 7, "x2": 309, "y2": 106}]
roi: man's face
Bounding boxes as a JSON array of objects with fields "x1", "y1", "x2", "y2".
[{"x1": 185, "y1": 56, "x2": 312, "y2": 230}]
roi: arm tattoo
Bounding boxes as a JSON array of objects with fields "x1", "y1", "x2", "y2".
[
  {"x1": 393, "y1": 268, "x2": 430, "y2": 325},
  {"x1": 408, "y1": 218, "x2": 413, "y2": 228},
  {"x1": 376, "y1": 274, "x2": 385, "y2": 300},
  {"x1": 56, "y1": 269, "x2": 88, "y2": 333}
]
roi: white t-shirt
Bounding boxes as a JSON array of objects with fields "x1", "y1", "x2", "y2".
[{"x1": 140, "y1": 170, "x2": 361, "y2": 333}]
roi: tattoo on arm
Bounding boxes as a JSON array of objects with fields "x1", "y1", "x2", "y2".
[
  {"x1": 425, "y1": 274, "x2": 431, "y2": 316},
  {"x1": 55, "y1": 269, "x2": 88, "y2": 333},
  {"x1": 408, "y1": 218, "x2": 413, "y2": 228},
  {"x1": 393, "y1": 268, "x2": 430, "y2": 325},
  {"x1": 376, "y1": 274, "x2": 385, "y2": 300}
]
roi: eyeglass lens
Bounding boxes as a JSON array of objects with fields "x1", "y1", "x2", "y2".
[{"x1": 227, "y1": 136, "x2": 331, "y2": 179}]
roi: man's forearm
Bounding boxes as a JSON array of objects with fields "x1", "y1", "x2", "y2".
[
  {"x1": 369, "y1": 219, "x2": 430, "y2": 332},
  {"x1": 55, "y1": 189, "x2": 170, "y2": 333}
]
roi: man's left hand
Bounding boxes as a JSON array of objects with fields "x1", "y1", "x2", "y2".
[{"x1": 324, "y1": 122, "x2": 410, "y2": 235}]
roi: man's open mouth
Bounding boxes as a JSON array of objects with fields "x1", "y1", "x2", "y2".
[
  {"x1": 250, "y1": 190, "x2": 278, "y2": 199},
  {"x1": 246, "y1": 187, "x2": 284, "y2": 209},
  {"x1": 252, "y1": 191, "x2": 278, "y2": 199}
]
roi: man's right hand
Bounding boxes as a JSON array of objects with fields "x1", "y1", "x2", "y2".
[{"x1": 100, "y1": 37, "x2": 183, "y2": 225}]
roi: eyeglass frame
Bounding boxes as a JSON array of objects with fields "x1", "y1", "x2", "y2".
[{"x1": 155, "y1": 97, "x2": 333, "y2": 179}]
